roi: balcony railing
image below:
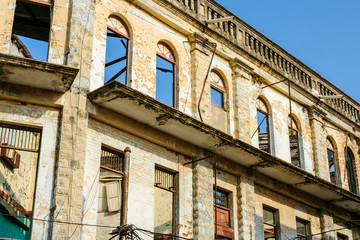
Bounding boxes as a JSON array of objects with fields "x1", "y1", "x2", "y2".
[{"x1": 158, "y1": 0, "x2": 360, "y2": 125}]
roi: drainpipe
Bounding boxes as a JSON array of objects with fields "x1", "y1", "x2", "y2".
[{"x1": 121, "y1": 147, "x2": 131, "y2": 238}]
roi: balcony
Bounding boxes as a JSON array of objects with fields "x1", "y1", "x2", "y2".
[{"x1": 0, "y1": 53, "x2": 78, "y2": 93}]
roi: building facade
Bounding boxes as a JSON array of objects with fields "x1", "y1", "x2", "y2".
[{"x1": 0, "y1": 0, "x2": 360, "y2": 239}]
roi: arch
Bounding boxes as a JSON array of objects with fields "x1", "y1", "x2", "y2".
[
  {"x1": 256, "y1": 96, "x2": 271, "y2": 115},
  {"x1": 210, "y1": 69, "x2": 227, "y2": 109},
  {"x1": 345, "y1": 147, "x2": 357, "y2": 193},
  {"x1": 157, "y1": 41, "x2": 177, "y2": 64},
  {"x1": 104, "y1": 15, "x2": 132, "y2": 85},
  {"x1": 107, "y1": 14, "x2": 131, "y2": 38},
  {"x1": 288, "y1": 114, "x2": 300, "y2": 132},
  {"x1": 156, "y1": 41, "x2": 177, "y2": 107}
]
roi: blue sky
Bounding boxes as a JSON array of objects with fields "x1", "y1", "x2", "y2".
[{"x1": 216, "y1": 0, "x2": 360, "y2": 103}]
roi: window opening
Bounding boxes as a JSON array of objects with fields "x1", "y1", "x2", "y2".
[
  {"x1": 156, "y1": 42, "x2": 175, "y2": 107},
  {"x1": 326, "y1": 138, "x2": 336, "y2": 184},
  {"x1": 12, "y1": 0, "x2": 51, "y2": 61},
  {"x1": 98, "y1": 147, "x2": 123, "y2": 213},
  {"x1": 0, "y1": 123, "x2": 41, "y2": 240},
  {"x1": 263, "y1": 207, "x2": 278, "y2": 240},
  {"x1": 296, "y1": 218, "x2": 311, "y2": 240},
  {"x1": 289, "y1": 117, "x2": 301, "y2": 168},
  {"x1": 104, "y1": 16, "x2": 129, "y2": 84},
  {"x1": 214, "y1": 189, "x2": 233, "y2": 240},
  {"x1": 345, "y1": 148, "x2": 357, "y2": 194},
  {"x1": 256, "y1": 98, "x2": 271, "y2": 153},
  {"x1": 210, "y1": 71, "x2": 226, "y2": 108},
  {"x1": 154, "y1": 167, "x2": 176, "y2": 237}
]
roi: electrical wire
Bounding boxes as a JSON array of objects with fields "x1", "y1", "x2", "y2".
[
  {"x1": 290, "y1": 226, "x2": 349, "y2": 240},
  {"x1": 0, "y1": 211, "x2": 117, "y2": 229}
]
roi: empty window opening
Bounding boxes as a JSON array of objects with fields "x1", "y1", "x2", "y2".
[
  {"x1": 296, "y1": 218, "x2": 311, "y2": 240},
  {"x1": 263, "y1": 207, "x2": 279, "y2": 240},
  {"x1": 156, "y1": 42, "x2": 176, "y2": 107},
  {"x1": 289, "y1": 117, "x2": 301, "y2": 168},
  {"x1": 104, "y1": 16, "x2": 130, "y2": 85},
  {"x1": 337, "y1": 233, "x2": 349, "y2": 240},
  {"x1": 154, "y1": 167, "x2": 176, "y2": 237},
  {"x1": 326, "y1": 138, "x2": 336, "y2": 184},
  {"x1": 98, "y1": 147, "x2": 123, "y2": 213},
  {"x1": 214, "y1": 189, "x2": 233, "y2": 240},
  {"x1": 210, "y1": 71, "x2": 226, "y2": 109},
  {"x1": 345, "y1": 148, "x2": 357, "y2": 194},
  {"x1": 256, "y1": 98, "x2": 271, "y2": 153},
  {"x1": 0, "y1": 123, "x2": 41, "y2": 240},
  {"x1": 12, "y1": 0, "x2": 51, "y2": 61}
]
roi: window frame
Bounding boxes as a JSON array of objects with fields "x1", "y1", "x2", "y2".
[
  {"x1": 345, "y1": 147, "x2": 357, "y2": 194},
  {"x1": 262, "y1": 206, "x2": 279, "y2": 240},
  {"x1": 256, "y1": 98, "x2": 272, "y2": 154},
  {"x1": 98, "y1": 146, "x2": 124, "y2": 213},
  {"x1": 154, "y1": 167, "x2": 177, "y2": 237},
  {"x1": 326, "y1": 137, "x2": 337, "y2": 185},
  {"x1": 105, "y1": 16, "x2": 130, "y2": 85},
  {"x1": 289, "y1": 117, "x2": 302, "y2": 168},
  {"x1": 214, "y1": 188, "x2": 234, "y2": 240},
  {"x1": 210, "y1": 70, "x2": 227, "y2": 110},
  {"x1": 296, "y1": 217, "x2": 311, "y2": 240},
  {"x1": 12, "y1": 0, "x2": 52, "y2": 61},
  {"x1": 156, "y1": 42, "x2": 177, "y2": 108}
]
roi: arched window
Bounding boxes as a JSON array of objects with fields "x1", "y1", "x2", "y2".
[
  {"x1": 210, "y1": 71, "x2": 226, "y2": 108},
  {"x1": 326, "y1": 138, "x2": 336, "y2": 184},
  {"x1": 345, "y1": 148, "x2": 357, "y2": 194},
  {"x1": 104, "y1": 16, "x2": 130, "y2": 84},
  {"x1": 256, "y1": 98, "x2": 271, "y2": 153},
  {"x1": 156, "y1": 42, "x2": 176, "y2": 107},
  {"x1": 289, "y1": 116, "x2": 301, "y2": 167}
]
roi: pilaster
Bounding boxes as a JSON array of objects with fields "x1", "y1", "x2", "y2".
[
  {"x1": 308, "y1": 105, "x2": 328, "y2": 180},
  {"x1": 0, "y1": 0, "x2": 16, "y2": 54},
  {"x1": 192, "y1": 159, "x2": 214, "y2": 239},
  {"x1": 319, "y1": 210, "x2": 336, "y2": 240},
  {"x1": 189, "y1": 33, "x2": 214, "y2": 122},
  {"x1": 50, "y1": 0, "x2": 95, "y2": 239},
  {"x1": 237, "y1": 170, "x2": 256, "y2": 240},
  {"x1": 230, "y1": 57, "x2": 253, "y2": 144}
]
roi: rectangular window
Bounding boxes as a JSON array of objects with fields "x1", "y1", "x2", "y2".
[
  {"x1": 263, "y1": 207, "x2": 279, "y2": 240},
  {"x1": 296, "y1": 218, "x2": 311, "y2": 240},
  {"x1": 12, "y1": 0, "x2": 51, "y2": 61},
  {"x1": 98, "y1": 147, "x2": 123, "y2": 213},
  {"x1": 214, "y1": 189, "x2": 233, "y2": 240},
  {"x1": 154, "y1": 167, "x2": 176, "y2": 237}
]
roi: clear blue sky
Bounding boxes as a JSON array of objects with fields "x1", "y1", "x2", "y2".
[{"x1": 216, "y1": 0, "x2": 360, "y2": 103}]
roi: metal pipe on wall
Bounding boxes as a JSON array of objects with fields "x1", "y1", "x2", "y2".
[{"x1": 120, "y1": 146, "x2": 131, "y2": 239}]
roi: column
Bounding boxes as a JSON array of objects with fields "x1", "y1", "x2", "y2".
[
  {"x1": 50, "y1": 0, "x2": 95, "y2": 239},
  {"x1": 230, "y1": 58, "x2": 253, "y2": 144},
  {"x1": 308, "y1": 106, "x2": 328, "y2": 180}
]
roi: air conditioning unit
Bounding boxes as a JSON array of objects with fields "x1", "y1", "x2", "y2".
[{"x1": 0, "y1": 144, "x2": 21, "y2": 168}]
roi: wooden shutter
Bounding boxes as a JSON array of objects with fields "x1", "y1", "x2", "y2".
[
  {"x1": 98, "y1": 182, "x2": 107, "y2": 212},
  {"x1": 106, "y1": 181, "x2": 121, "y2": 212}
]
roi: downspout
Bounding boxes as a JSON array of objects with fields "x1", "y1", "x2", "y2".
[{"x1": 120, "y1": 147, "x2": 131, "y2": 239}]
